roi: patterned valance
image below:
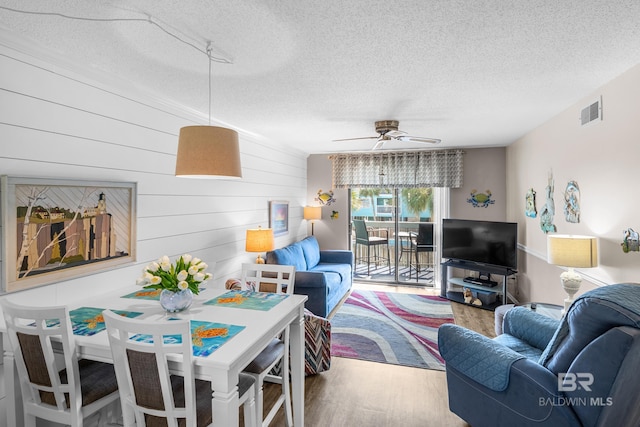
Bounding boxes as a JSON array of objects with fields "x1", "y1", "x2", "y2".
[{"x1": 330, "y1": 149, "x2": 464, "y2": 189}]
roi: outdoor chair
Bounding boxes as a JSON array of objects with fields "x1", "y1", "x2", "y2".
[
  {"x1": 353, "y1": 219, "x2": 390, "y2": 276},
  {"x1": 409, "y1": 223, "x2": 435, "y2": 281}
]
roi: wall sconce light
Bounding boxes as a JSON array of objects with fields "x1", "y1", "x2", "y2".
[
  {"x1": 303, "y1": 206, "x2": 322, "y2": 236},
  {"x1": 547, "y1": 234, "x2": 598, "y2": 314},
  {"x1": 245, "y1": 227, "x2": 275, "y2": 264}
]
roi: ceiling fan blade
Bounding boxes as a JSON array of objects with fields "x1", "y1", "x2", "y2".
[
  {"x1": 384, "y1": 130, "x2": 408, "y2": 138},
  {"x1": 397, "y1": 135, "x2": 442, "y2": 144},
  {"x1": 371, "y1": 139, "x2": 385, "y2": 150},
  {"x1": 332, "y1": 136, "x2": 379, "y2": 142}
]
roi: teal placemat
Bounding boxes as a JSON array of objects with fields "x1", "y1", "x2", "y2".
[
  {"x1": 204, "y1": 290, "x2": 289, "y2": 311},
  {"x1": 42, "y1": 307, "x2": 143, "y2": 336},
  {"x1": 130, "y1": 320, "x2": 245, "y2": 357}
]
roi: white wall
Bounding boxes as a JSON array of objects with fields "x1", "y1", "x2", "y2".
[
  {"x1": 450, "y1": 147, "x2": 507, "y2": 222},
  {"x1": 306, "y1": 154, "x2": 349, "y2": 250},
  {"x1": 0, "y1": 34, "x2": 307, "y2": 305},
  {"x1": 507, "y1": 63, "x2": 640, "y2": 303}
]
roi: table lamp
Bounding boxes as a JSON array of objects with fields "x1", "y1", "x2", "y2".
[
  {"x1": 245, "y1": 227, "x2": 274, "y2": 264},
  {"x1": 303, "y1": 206, "x2": 322, "y2": 236},
  {"x1": 547, "y1": 234, "x2": 598, "y2": 313}
]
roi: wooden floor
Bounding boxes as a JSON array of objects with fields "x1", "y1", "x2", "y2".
[{"x1": 259, "y1": 282, "x2": 495, "y2": 426}]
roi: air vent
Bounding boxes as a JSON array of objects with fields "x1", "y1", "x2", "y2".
[{"x1": 580, "y1": 97, "x2": 602, "y2": 126}]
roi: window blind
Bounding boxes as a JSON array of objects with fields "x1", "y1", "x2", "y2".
[{"x1": 330, "y1": 149, "x2": 464, "y2": 189}]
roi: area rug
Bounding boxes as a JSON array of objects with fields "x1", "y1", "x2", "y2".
[{"x1": 330, "y1": 290, "x2": 455, "y2": 370}]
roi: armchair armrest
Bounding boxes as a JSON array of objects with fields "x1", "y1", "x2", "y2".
[
  {"x1": 319, "y1": 250, "x2": 354, "y2": 265},
  {"x1": 503, "y1": 307, "x2": 560, "y2": 350},
  {"x1": 438, "y1": 324, "x2": 525, "y2": 391}
]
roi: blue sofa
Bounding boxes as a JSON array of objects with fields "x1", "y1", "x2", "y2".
[
  {"x1": 438, "y1": 283, "x2": 640, "y2": 427},
  {"x1": 266, "y1": 236, "x2": 353, "y2": 317}
]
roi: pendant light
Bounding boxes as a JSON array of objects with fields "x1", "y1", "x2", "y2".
[{"x1": 175, "y1": 43, "x2": 242, "y2": 178}]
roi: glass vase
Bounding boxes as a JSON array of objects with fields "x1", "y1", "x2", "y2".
[{"x1": 159, "y1": 288, "x2": 193, "y2": 313}]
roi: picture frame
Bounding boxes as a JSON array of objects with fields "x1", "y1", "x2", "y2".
[
  {"x1": 269, "y1": 200, "x2": 289, "y2": 236},
  {"x1": 1, "y1": 176, "x2": 137, "y2": 293}
]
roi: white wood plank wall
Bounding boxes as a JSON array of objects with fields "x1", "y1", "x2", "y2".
[{"x1": 0, "y1": 37, "x2": 308, "y2": 306}]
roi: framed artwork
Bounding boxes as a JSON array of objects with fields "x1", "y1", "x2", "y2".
[
  {"x1": 1, "y1": 176, "x2": 137, "y2": 293},
  {"x1": 269, "y1": 200, "x2": 289, "y2": 236}
]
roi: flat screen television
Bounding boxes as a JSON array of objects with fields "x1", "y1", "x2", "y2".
[{"x1": 442, "y1": 218, "x2": 518, "y2": 271}]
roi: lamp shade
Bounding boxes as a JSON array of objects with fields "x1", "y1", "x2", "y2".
[
  {"x1": 303, "y1": 206, "x2": 322, "y2": 221},
  {"x1": 175, "y1": 126, "x2": 242, "y2": 178},
  {"x1": 245, "y1": 228, "x2": 275, "y2": 253},
  {"x1": 547, "y1": 235, "x2": 598, "y2": 268}
]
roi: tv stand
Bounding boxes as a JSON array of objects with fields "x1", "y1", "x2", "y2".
[{"x1": 441, "y1": 260, "x2": 516, "y2": 310}]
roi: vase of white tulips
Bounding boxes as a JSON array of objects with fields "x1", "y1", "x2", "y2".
[{"x1": 137, "y1": 254, "x2": 212, "y2": 313}]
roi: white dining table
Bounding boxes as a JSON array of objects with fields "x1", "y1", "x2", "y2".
[{"x1": 1, "y1": 285, "x2": 307, "y2": 426}]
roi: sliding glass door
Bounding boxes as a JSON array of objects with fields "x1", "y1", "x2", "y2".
[{"x1": 350, "y1": 187, "x2": 444, "y2": 287}]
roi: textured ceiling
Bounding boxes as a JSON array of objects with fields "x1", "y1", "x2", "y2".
[{"x1": 2, "y1": 1, "x2": 640, "y2": 154}]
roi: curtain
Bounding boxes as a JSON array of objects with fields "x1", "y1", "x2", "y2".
[{"x1": 330, "y1": 149, "x2": 464, "y2": 189}]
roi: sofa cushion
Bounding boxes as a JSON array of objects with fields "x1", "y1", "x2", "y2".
[
  {"x1": 267, "y1": 242, "x2": 307, "y2": 272},
  {"x1": 299, "y1": 236, "x2": 321, "y2": 269},
  {"x1": 318, "y1": 271, "x2": 342, "y2": 296},
  {"x1": 309, "y1": 263, "x2": 351, "y2": 283}
]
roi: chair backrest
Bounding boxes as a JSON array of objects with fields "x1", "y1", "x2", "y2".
[
  {"x1": 1, "y1": 299, "x2": 84, "y2": 415},
  {"x1": 240, "y1": 263, "x2": 296, "y2": 294},
  {"x1": 353, "y1": 219, "x2": 370, "y2": 243},
  {"x1": 416, "y1": 223, "x2": 434, "y2": 248},
  {"x1": 103, "y1": 309, "x2": 198, "y2": 427},
  {"x1": 541, "y1": 283, "x2": 640, "y2": 373},
  {"x1": 538, "y1": 284, "x2": 640, "y2": 427}
]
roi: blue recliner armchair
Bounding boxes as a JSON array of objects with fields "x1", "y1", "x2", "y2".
[{"x1": 438, "y1": 283, "x2": 640, "y2": 427}]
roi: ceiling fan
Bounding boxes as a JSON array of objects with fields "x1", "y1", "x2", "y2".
[{"x1": 333, "y1": 120, "x2": 441, "y2": 150}]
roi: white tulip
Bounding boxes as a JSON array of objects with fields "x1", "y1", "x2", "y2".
[
  {"x1": 188, "y1": 265, "x2": 199, "y2": 275},
  {"x1": 192, "y1": 257, "x2": 201, "y2": 265},
  {"x1": 150, "y1": 276, "x2": 162, "y2": 285},
  {"x1": 198, "y1": 262, "x2": 208, "y2": 271},
  {"x1": 178, "y1": 281, "x2": 189, "y2": 290},
  {"x1": 194, "y1": 272, "x2": 205, "y2": 282},
  {"x1": 177, "y1": 270, "x2": 188, "y2": 281},
  {"x1": 181, "y1": 254, "x2": 192, "y2": 263}
]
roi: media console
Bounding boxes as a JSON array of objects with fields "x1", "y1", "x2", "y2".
[{"x1": 440, "y1": 260, "x2": 517, "y2": 311}]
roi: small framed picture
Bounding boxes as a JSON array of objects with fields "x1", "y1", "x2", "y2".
[{"x1": 269, "y1": 201, "x2": 289, "y2": 236}]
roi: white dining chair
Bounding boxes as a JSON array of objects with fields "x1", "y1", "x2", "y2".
[
  {"x1": 103, "y1": 309, "x2": 257, "y2": 427},
  {"x1": 240, "y1": 263, "x2": 296, "y2": 427},
  {"x1": 0, "y1": 299, "x2": 120, "y2": 427}
]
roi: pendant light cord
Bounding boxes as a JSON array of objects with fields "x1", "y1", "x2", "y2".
[
  {"x1": 0, "y1": 5, "x2": 232, "y2": 64},
  {"x1": 208, "y1": 43, "x2": 212, "y2": 126}
]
